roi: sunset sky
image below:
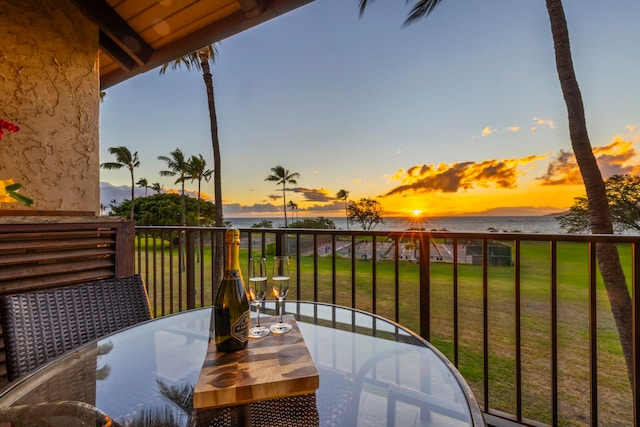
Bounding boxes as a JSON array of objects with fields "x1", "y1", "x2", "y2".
[{"x1": 99, "y1": 0, "x2": 640, "y2": 218}]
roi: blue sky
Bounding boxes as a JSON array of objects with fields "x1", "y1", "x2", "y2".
[{"x1": 100, "y1": 0, "x2": 640, "y2": 218}]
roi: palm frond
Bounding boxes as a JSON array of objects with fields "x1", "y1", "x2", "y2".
[
  {"x1": 100, "y1": 162, "x2": 123, "y2": 170},
  {"x1": 186, "y1": 154, "x2": 213, "y2": 183},
  {"x1": 160, "y1": 44, "x2": 218, "y2": 75},
  {"x1": 358, "y1": 0, "x2": 371, "y2": 17},
  {"x1": 404, "y1": 0, "x2": 444, "y2": 26},
  {"x1": 103, "y1": 146, "x2": 139, "y2": 171},
  {"x1": 209, "y1": 44, "x2": 219, "y2": 62},
  {"x1": 157, "y1": 379, "x2": 193, "y2": 414}
]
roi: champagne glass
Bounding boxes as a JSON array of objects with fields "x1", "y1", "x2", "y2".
[
  {"x1": 248, "y1": 257, "x2": 270, "y2": 338},
  {"x1": 269, "y1": 256, "x2": 292, "y2": 334}
]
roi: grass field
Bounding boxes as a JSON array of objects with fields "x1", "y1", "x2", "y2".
[{"x1": 136, "y1": 236, "x2": 633, "y2": 426}]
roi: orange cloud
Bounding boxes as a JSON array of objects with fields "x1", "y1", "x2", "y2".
[
  {"x1": 538, "y1": 137, "x2": 640, "y2": 185},
  {"x1": 593, "y1": 137, "x2": 640, "y2": 175},
  {"x1": 533, "y1": 117, "x2": 556, "y2": 129},
  {"x1": 199, "y1": 191, "x2": 213, "y2": 201},
  {"x1": 384, "y1": 155, "x2": 545, "y2": 197},
  {"x1": 480, "y1": 119, "x2": 555, "y2": 137},
  {"x1": 290, "y1": 187, "x2": 333, "y2": 202},
  {"x1": 481, "y1": 126, "x2": 495, "y2": 136},
  {"x1": 537, "y1": 150, "x2": 582, "y2": 185}
]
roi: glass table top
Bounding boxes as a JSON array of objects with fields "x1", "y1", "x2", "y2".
[{"x1": 0, "y1": 301, "x2": 484, "y2": 427}]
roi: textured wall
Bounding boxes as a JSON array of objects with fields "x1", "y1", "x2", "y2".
[{"x1": 0, "y1": 0, "x2": 99, "y2": 213}]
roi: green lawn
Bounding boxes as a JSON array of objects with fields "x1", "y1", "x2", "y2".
[{"x1": 136, "y1": 237, "x2": 633, "y2": 426}]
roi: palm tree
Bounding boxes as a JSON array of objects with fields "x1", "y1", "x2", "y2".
[
  {"x1": 186, "y1": 154, "x2": 213, "y2": 226},
  {"x1": 160, "y1": 44, "x2": 224, "y2": 283},
  {"x1": 288, "y1": 200, "x2": 298, "y2": 223},
  {"x1": 265, "y1": 166, "x2": 300, "y2": 227},
  {"x1": 151, "y1": 182, "x2": 163, "y2": 194},
  {"x1": 336, "y1": 189, "x2": 350, "y2": 230},
  {"x1": 137, "y1": 178, "x2": 149, "y2": 197},
  {"x1": 358, "y1": 0, "x2": 633, "y2": 384},
  {"x1": 100, "y1": 146, "x2": 140, "y2": 220},
  {"x1": 158, "y1": 149, "x2": 190, "y2": 226}
]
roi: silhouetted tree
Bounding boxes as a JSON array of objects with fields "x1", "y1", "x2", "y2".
[
  {"x1": 336, "y1": 189, "x2": 350, "y2": 230},
  {"x1": 158, "y1": 148, "x2": 189, "y2": 226},
  {"x1": 101, "y1": 146, "x2": 140, "y2": 220},
  {"x1": 558, "y1": 175, "x2": 640, "y2": 233},
  {"x1": 347, "y1": 198, "x2": 384, "y2": 230},
  {"x1": 137, "y1": 178, "x2": 149, "y2": 197},
  {"x1": 265, "y1": 165, "x2": 300, "y2": 227},
  {"x1": 151, "y1": 182, "x2": 163, "y2": 194},
  {"x1": 186, "y1": 154, "x2": 213, "y2": 226}
]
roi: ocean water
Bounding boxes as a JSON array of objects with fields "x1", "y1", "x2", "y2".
[{"x1": 225, "y1": 215, "x2": 564, "y2": 234}]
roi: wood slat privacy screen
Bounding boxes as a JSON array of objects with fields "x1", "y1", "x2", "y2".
[{"x1": 0, "y1": 218, "x2": 135, "y2": 385}]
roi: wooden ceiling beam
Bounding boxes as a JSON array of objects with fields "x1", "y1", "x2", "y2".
[
  {"x1": 98, "y1": 30, "x2": 137, "y2": 71},
  {"x1": 238, "y1": 0, "x2": 268, "y2": 18},
  {"x1": 100, "y1": 0, "x2": 315, "y2": 89},
  {"x1": 70, "y1": 0, "x2": 153, "y2": 66}
]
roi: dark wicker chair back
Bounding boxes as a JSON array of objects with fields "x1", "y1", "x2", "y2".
[
  {"x1": 0, "y1": 274, "x2": 152, "y2": 381},
  {"x1": 0, "y1": 400, "x2": 118, "y2": 427}
]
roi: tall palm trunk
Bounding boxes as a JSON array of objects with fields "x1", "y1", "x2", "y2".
[
  {"x1": 195, "y1": 178, "x2": 202, "y2": 263},
  {"x1": 129, "y1": 172, "x2": 135, "y2": 220},
  {"x1": 196, "y1": 179, "x2": 202, "y2": 226},
  {"x1": 282, "y1": 185, "x2": 288, "y2": 227},
  {"x1": 546, "y1": 0, "x2": 632, "y2": 383},
  {"x1": 180, "y1": 181, "x2": 186, "y2": 226},
  {"x1": 344, "y1": 199, "x2": 349, "y2": 230},
  {"x1": 199, "y1": 50, "x2": 224, "y2": 284}
]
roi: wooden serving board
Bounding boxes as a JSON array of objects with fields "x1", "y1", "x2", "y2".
[{"x1": 193, "y1": 315, "x2": 319, "y2": 409}]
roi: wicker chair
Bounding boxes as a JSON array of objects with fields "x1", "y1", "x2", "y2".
[
  {"x1": 0, "y1": 274, "x2": 152, "y2": 381},
  {"x1": 0, "y1": 400, "x2": 117, "y2": 427}
]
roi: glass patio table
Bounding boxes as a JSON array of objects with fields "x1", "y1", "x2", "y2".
[{"x1": 0, "y1": 301, "x2": 484, "y2": 426}]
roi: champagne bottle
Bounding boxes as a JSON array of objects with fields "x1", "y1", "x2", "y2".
[{"x1": 213, "y1": 228, "x2": 250, "y2": 352}]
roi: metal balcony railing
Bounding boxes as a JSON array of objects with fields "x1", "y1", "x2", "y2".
[{"x1": 134, "y1": 226, "x2": 640, "y2": 427}]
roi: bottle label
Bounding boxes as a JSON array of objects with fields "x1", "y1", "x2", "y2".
[{"x1": 231, "y1": 310, "x2": 249, "y2": 343}]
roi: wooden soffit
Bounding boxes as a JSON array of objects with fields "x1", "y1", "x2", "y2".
[{"x1": 69, "y1": 0, "x2": 314, "y2": 89}]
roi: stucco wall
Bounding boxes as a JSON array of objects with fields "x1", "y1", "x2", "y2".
[{"x1": 0, "y1": 0, "x2": 99, "y2": 213}]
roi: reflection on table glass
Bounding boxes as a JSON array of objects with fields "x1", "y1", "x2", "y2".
[{"x1": 0, "y1": 302, "x2": 484, "y2": 427}]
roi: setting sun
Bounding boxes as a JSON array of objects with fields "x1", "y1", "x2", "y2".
[{"x1": 411, "y1": 209, "x2": 422, "y2": 217}]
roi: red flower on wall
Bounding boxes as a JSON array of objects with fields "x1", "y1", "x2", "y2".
[
  {"x1": 0, "y1": 119, "x2": 33, "y2": 206},
  {"x1": 0, "y1": 119, "x2": 20, "y2": 140}
]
